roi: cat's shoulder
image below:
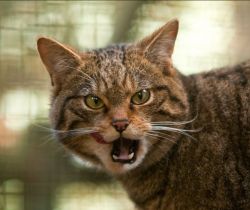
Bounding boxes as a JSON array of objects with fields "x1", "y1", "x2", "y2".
[
  {"x1": 183, "y1": 60, "x2": 250, "y2": 96},
  {"x1": 196, "y1": 59, "x2": 250, "y2": 81}
]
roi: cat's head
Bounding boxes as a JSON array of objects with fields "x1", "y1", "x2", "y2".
[{"x1": 37, "y1": 19, "x2": 189, "y2": 174}]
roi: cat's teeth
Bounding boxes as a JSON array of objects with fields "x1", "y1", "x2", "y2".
[
  {"x1": 112, "y1": 153, "x2": 134, "y2": 160},
  {"x1": 112, "y1": 154, "x2": 119, "y2": 160},
  {"x1": 128, "y1": 152, "x2": 134, "y2": 159}
]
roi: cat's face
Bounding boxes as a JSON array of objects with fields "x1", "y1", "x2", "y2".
[{"x1": 37, "y1": 19, "x2": 189, "y2": 174}]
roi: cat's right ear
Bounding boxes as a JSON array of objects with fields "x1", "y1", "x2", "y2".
[
  {"x1": 37, "y1": 37, "x2": 81, "y2": 86},
  {"x1": 136, "y1": 19, "x2": 179, "y2": 75}
]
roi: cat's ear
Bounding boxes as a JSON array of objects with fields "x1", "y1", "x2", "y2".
[
  {"x1": 136, "y1": 19, "x2": 179, "y2": 73},
  {"x1": 37, "y1": 37, "x2": 81, "y2": 86}
]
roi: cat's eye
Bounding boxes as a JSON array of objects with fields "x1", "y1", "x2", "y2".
[
  {"x1": 85, "y1": 95, "x2": 104, "y2": 110},
  {"x1": 131, "y1": 89, "x2": 150, "y2": 105}
]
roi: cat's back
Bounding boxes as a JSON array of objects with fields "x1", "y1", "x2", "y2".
[
  {"x1": 186, "y1": 60, "x2": 250, "y2": 127},
  {"x1": 200, "y1": 59, "x2": 250, "y2": 87},
  {"x1": 186, "y1": 59, "x2": 250, "y2": 161},
  {"x1": 176, "y1": 60, "x2": 250, "y2": 209}
]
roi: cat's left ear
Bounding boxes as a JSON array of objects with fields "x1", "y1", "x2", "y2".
[{"x1": 136, "y1": 19, "x2": 179, "y2": 73}]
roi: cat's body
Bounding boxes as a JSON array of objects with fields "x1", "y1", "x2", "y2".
[
  {"x1": 120, "y1": 63, "x2": 250, "y2": 210},
  {"x1": 37, "y1": 19, "x2": 250, "y2": 210}
]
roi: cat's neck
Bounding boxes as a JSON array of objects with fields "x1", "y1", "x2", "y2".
[
  {"x1": 180, "y1": 73, "x2": 199, "y2": 118},
  {"x1": 117, "y1": 147, "x2": 175, "y2": 210},
  {"x1": 116, "y1": 73, "x2": 198, "y2": 209}
]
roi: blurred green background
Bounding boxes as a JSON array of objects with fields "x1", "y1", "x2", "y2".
[{"x1": 0, "y1": 1, "x2": 250, "y2": 210}]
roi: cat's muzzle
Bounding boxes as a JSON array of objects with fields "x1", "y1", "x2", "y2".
[{"x1": 111, "y1": 137, "x2": 139, "y2": 164}]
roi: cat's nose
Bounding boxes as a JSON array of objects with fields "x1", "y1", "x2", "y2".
[{"x1": 112, "y1": 118, "x2": 129, "y2": 133}]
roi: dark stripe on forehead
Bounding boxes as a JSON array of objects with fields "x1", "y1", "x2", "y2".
[
  {"x1": 122, "y1": 70, "x2": 129, "y2": 87},
  {"x1": 100, "y1": 74, "x2": 109, "y2": 90},
  {"x1": 92, "y1": 50, "x2": 102, "y2": 69},
  {"x1": 120, "y1": 45, "x2": 126, "y2": 65}
]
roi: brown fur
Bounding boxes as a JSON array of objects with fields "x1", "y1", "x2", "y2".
[{"x1": 37, "y1": 19, "x2": 250, "y2": 210}]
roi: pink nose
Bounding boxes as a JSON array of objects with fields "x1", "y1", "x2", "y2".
[{"x1": 112, "y1": 119, "x2": 129, "y2": 133}]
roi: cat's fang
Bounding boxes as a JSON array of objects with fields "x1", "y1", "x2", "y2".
[
  {"x1": 128, "y1": 152, "x2": 134, "y2": 159},
  {"x1": 112, "y1": 154, "x2": 119, "y2": 160}
]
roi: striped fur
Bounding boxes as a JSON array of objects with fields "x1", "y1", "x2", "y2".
[{"x1": 37, "y1": 19, "x2": 250, "y2": 210}]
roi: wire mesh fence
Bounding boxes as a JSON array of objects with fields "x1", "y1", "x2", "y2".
[{"x1": 0, "y1": 1, "x2": 250, "y2": 210}]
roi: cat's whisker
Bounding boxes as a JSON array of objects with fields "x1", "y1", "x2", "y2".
[
  {"x1": 152, "y1": 126, "x2": 202, "y2": 133},
  {"x1": 59, "y1": 129, "x2": 96, "y2": 137},
  {"x1": 147, "y1": 131, "x2": 177, "y2": 143},
  {"x1": 151, "y1": 126, "x2": 197, "y2": 141},
  {"x1": 146, "y1": 133, "x2": 164, "y2": 142},
  {"x1": 58, "y1": 62, "x2": 95, "y2": 84},
  {"x1": 32, "y1": 123, "x2": 63, "y2": 133},
  {"x1": 75, "y1": 70, "x2": 95, "y2": 84},
  {"x1": 145, "y1": 133, "x2": 176, "y2": 144},
  {"x1": 58, "y1": 130, "x2": 96, "y2": 142},
  {"x1": 151, "y1": 125, "x2": 201, "y2": 133},
  {"x1": 38, "y1": 133, "x2": 57, "y2": 147},
  {"x1": 148, "y1": 130, "x2": 175, "y2": 140},
  {"x1": 151, "y1": 114, "x2": 198, "y2": 126},
  {"x1": 75, "y1": 68, "x2": 96, "y2": 82},
  {"x1": 33, "y1": 123, "x2": 96, "y2": 137}
]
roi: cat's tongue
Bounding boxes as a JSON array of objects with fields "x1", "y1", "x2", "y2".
[{"x1": 111, "y1": 137, "x2": 138, "y2": 164}]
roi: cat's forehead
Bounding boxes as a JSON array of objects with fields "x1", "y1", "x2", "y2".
[
  {"x1": 95, "y1": 46, "x2": 126, "y2": 78},
  {"x1": 80, "y1": 45, "x2": 156, "y2": 103},
  {"x1": 94, "y1": 45, "x2": 126, "y2": 63},
  {"x1": 98, "y1": 45, "x2": 154, "y2": 74},
  {"x1": 91, "y1": 46, "x2": 129, "y2": 90}
]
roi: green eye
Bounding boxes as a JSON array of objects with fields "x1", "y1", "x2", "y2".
[
  {"x1": 131, "y1": 89, "x2": 150, "y2": 105},
  {"x1": 85, "y1": 95, "x2": 104, "y2": 109}
]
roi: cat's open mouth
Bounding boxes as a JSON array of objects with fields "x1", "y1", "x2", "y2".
[{"x1": 111, "y1": 137, "x2": 139, "y2": 164}]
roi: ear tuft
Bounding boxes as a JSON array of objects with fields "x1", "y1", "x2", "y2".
[{"x1": 136, "y1": 19, "x2": 179, "y2": 70}]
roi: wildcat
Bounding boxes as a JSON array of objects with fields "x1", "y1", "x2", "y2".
[{"x1": 37, "y1": 19, "x2": 250, "y2": 210}]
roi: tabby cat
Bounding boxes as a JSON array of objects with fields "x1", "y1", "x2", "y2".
[{"x1": 37, "y1": 19, "x2": 250, "y2": 210}]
